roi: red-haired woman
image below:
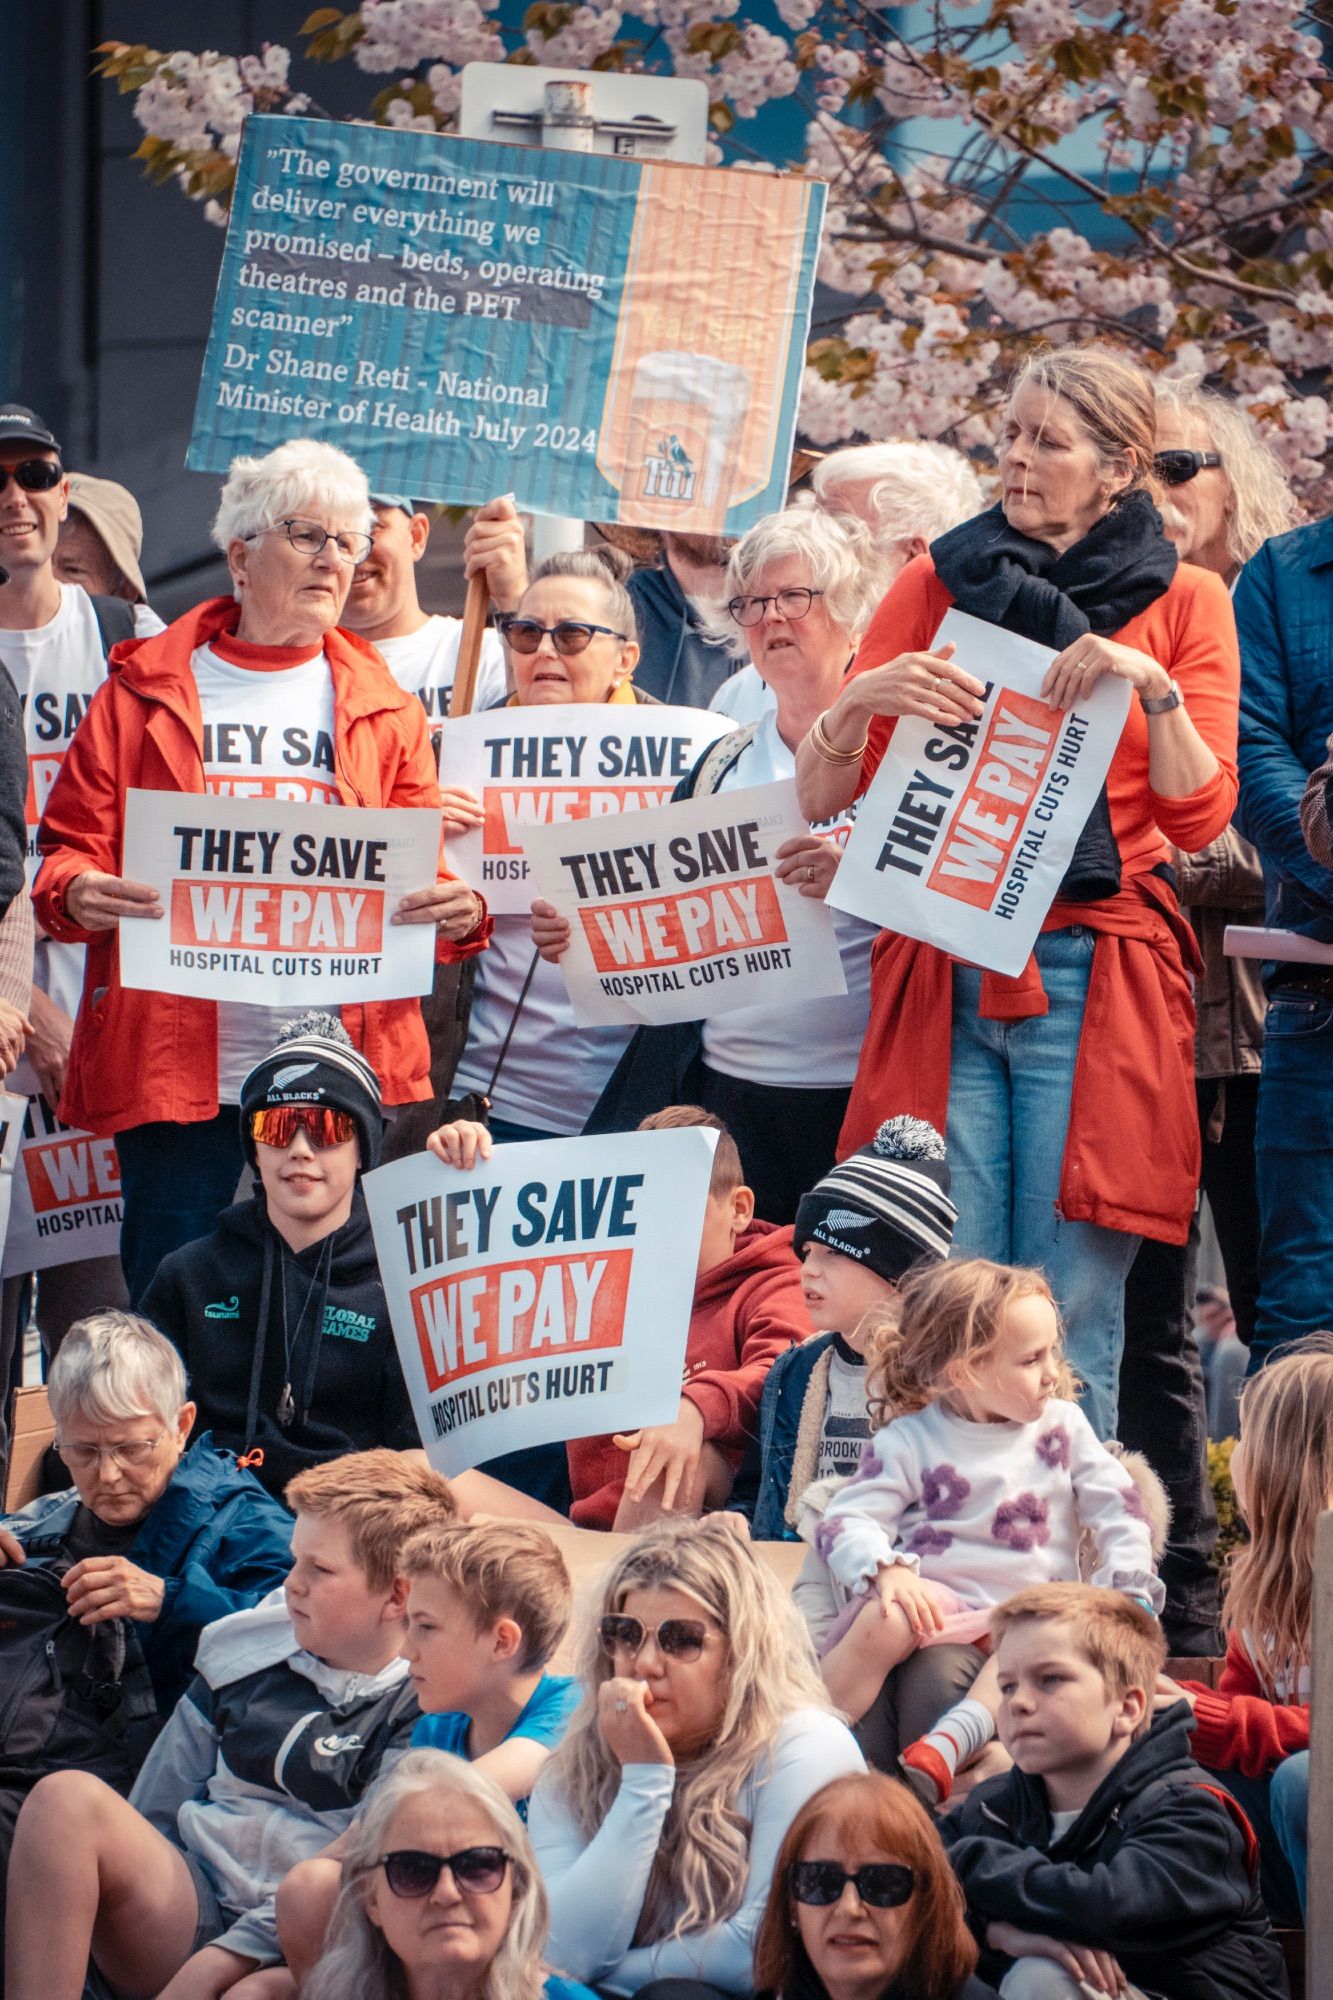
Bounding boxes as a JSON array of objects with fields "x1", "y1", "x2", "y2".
[{"x1": 754, "y1": 1773, "x2": 997, "y2": 2000}]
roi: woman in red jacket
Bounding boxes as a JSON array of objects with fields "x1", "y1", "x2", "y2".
[
  {"x1": 35, "y1": 438, "x2": 488, "y2": 1303},
  {"x1": 795, "y1": 347, "x2": 1238, "y2": 1447}
]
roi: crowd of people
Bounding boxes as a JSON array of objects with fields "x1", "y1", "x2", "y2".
[{"x1": 0, "y1": 334, "x2": 1326, "y2": 1998}]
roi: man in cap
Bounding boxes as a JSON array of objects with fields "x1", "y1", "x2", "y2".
[{"x1": 0, "y1": 404, "x2": 136, "y2": 1427}]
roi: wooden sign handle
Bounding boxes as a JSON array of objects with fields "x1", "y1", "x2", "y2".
[{"x1": 450, "y1": 571, "x2": 492, "y2": 718}]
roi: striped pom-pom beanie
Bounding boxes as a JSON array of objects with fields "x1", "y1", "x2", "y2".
[{"x1": 793, "y1": 1116, "x2": 956, "y2": 1283}]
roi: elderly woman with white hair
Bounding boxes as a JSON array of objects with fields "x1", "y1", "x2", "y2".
[
  {"x1": 561, "y1": 508, "x2": 886, "y2": 1224},
  {"x1": 304, "y1": 1750, "x2": 596, "y2": 2000},
  {"x1": 33, "y1": 438, "x2": 489, "y2": 1300}
]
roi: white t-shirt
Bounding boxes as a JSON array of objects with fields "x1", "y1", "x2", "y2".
[
  {"x1": 451, "y1": 914, "x2": 631, "y2": 1136},
  {"x1": 190, "y1": 641, "x2": 340, "y2": 1099},
  {"x1": 698, "y1": 710, "x2": 876, "y2": 1088},
  {"x1": 372, "y1": 616, "x2": 508, "y2": 739},
  {"x1": 0, "y1": 584, "x2": 160, "y2": 1033},
  {"x1": 709, "y1": 661, "x2": 776, "y2": 725},
  {"x1": 815, "y1": 1342, "x2": 872, "y2": 1484}
]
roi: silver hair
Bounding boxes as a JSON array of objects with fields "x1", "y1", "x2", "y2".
[
  {"x1": 48, "y1": 1311, "x2": 188, "y2": 1430},
  {"x1": 304, "y1": 1751, "x2": 550, "y2": 2000},
  {"x1": 522, "y1": 545, "x2": 639, "y2": 648},
  {"x1": 211, "y1": 438, "x2": 373, "y2": 552},
  {"x1": 708, "y1": 505, "x2": 882, "y2": 659},
  {"x1": 1154, "y1": 375, "x2": 1300, "y2": 570},
  {"x1": 812, "y1": 441, "x2": 984, "y2": 556}
]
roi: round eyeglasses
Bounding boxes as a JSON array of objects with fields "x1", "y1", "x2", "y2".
[{"x1": 726, "y1": 587, "x2": 824, "y2": 628}]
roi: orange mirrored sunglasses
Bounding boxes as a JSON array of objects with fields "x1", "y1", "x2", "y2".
[{"x1": 249, "y1": 1105, "x2": 357, "y2": 1151}]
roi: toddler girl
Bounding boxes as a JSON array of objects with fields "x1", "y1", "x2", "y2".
[
  {"x1": 814, "y1": 1257, "x2": 1163, "y2": 1803},
  {"x1": 1163, "y1": 1334, "x2": 1331, "y2": 1922}
]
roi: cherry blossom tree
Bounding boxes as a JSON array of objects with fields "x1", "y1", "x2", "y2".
[{"x1": 97, "y1": 0, "x2": 1333, "y2": 503}]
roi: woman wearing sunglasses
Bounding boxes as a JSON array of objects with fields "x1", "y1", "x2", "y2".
[
  {"x1": 797, "y1": 345, "x2": 1241, "y2": 1453},
  {"x1": 528, "y1": 1516, "x2": 864, "y2": 1996},
  {"x1": 305, "y1": 1751, "x2": 595, "y2": 2000},
  {"x1": 34, "y1": 436, "x2": 489, "y2": 1307},
  {"x1": 139, "y1": 1011, "x2": 423, "y2": 1500},
  {"x1": 754, "y1": 1773, "x2": 997, "y2": 2000}
]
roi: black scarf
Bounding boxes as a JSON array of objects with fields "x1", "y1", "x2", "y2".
[{"x1": 930, "y1": 490, "x2": 1177, "y2": 901}]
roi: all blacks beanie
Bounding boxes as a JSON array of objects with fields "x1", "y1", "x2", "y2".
[{"x1": 794, "y1": 1116, "x2": 956, "y2": 1284}]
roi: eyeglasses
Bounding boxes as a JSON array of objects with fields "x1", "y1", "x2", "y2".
[
  {"x1": 598, "y1": 1613, "x2": 710, "y2": 1661},
  {"x1": 0, "y1": 459, "x2": 64, "y2": 495},
  {"x1": 245, "y1": 518, "x2": 375, "y2": 564},
  {"x1": 250, "y1": 1105, "x2": 358, "y2": 1151},
  {"x1": 379, "y1": 1847, "x2": 512, "y2": 1899},
  {"x1": 1154, "y1": 450, "x2": 1223, "y2": 486},
  {"x1": 788, "y1": 1862, "x2": 916, "y2": 1909},
  {"x1": 726, "y1": 587, "x2": 824, "y2": 628},
  {"x1": 57, "y1": 1434, "x2": 167, "y2": 1472},
  {"x1": 498, "y1": 617, "x2": 628, "y2": 656}
]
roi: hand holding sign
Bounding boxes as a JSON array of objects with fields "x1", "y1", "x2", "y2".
[
  {"x1": 1042, "y1": 633, "x2": 1172, "y2": 708},
  {"x1": 773, "y1": 833, "x2": 840, "y2": 900},
  {"x1": 392, "y1": 877, "x2": 485, "y2": 937},
  {"x1": 838, "y1": 643, "x2": 988, "y2": 734},
  {"x1": 65, "y1": 871, "x2": 163, "y2": 930},
  {"x1": 463, "y1": 494, "x2": 527, "y2": 614}
]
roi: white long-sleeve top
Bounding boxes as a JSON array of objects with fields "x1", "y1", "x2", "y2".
[
  {"x1": 528, "y1": 1707, "x2": 865, "y2": 1995},
  {"x1": 814, "y1": 1399, "x2": 1164, "y2": 1614}
]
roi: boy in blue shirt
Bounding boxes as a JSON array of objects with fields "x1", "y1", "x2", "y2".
[{"x1": 276, "y1": 1520, "x2": 576, "y2": 1986}]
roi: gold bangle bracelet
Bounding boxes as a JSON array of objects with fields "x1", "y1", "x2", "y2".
[{"x1": 811, "y1": 709, "x2": 868, "y2": 765}]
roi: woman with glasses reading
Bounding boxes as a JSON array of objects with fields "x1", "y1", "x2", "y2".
[
  {"x1": 34, "y1": 437, "x2": 489, "y2": 1304},
  {"x1": 575, "y1": 507, "x2": 885, "y2": 1222},
  {"x1": 754, "y1": 1772, "x2": 997, "y2": 2000},
  {"x1": 528, "y1": 1516, "x2": 864, "y2": 1998},
  {"x1": 305, "y1": 1752, "x2": 596, "y2": 2000}
]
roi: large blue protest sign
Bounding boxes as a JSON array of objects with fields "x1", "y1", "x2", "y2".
[{"x1": 189, "y1": 115, "x2": 824, "y2": 533}]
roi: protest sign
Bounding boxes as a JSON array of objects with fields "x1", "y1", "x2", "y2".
[
  {"x1": 362, "y1": 1127, "x2": 716, "y2": 1476},
  {"x1": 828, "y1": 611, "x2": 1131, "y2": 977},
  {"x1": 188, "y1": 114, "x2": 824, "y2": 535},
  {"x1": 1, "y1": 1094, "x2": 118, "y2": 1278},
  {"x1": 119, "y1": 790, "x2": 441, "y2": 1004},
  {"x1": 520, "y1": 778, "x2": 847, "y2": 1027},
  {"x1": 439, "y1": 704, "x2": 731, "y2": 914}
]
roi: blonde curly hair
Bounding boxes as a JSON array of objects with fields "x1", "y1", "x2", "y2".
[{"x1": 864, "y1": 1258, "x2": 1076, "y2": 1427}]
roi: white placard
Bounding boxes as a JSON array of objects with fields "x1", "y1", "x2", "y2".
[
  {"x1": 1, "y1": 1094, "x2": 119, "y2": 1277},
  {"x1": 119, "y1": 790, "x2": 442, "y2": 1004},
  {"x1": 439, "y1": 704, "x2": 732, "y2": 913},
  {"x1": 520, "y1": 778, "x2": 847, "y2": 1026},
  {"x1": 828, "y1": 610, "x2": 1131, "y2": 976},
  {"x1": 362, "y1": 1128, "x2": 715, "y2": 1476}
]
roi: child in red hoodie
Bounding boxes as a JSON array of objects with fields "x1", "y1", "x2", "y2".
[{"x1": 566, "y1": 1107, "x2": 808, "y2": 1530}]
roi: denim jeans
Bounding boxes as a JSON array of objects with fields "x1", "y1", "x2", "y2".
[
  {"x1": 114, "y1": 1110, "x2": 249, "y2": 1307},
  {"x1": 1253, "y1": 989, "x2": 1333, "y2": 1370},
  {"x1": 948, "y1": 930, "x2": 1141, "y2": 1439}
]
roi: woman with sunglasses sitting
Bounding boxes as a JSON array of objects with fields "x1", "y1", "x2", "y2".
[
  {"x1": 754, "y1": 1772, "x2": 998, "y2": 2000},
  {"x1": 34, "y1": 436, "x2": 489, "y2": 1309},
  {"x1": 305, "y1": 1751, "x2": 596, "y2": 2000},
  {"x1": 140, "y1": 1011, "x2": 421, "y2": 1502},
  {"x1": 528, "y1": 1516, "x2": 865, "y2": 1998}
]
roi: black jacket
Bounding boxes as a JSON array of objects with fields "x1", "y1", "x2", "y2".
[
  {"x1": 141, "y1": 1187, "x2": 419, "y2": 1499},
  {"x1": 941, "y1": 1705, "x2": 1289, "y2": 2000},
  {"x1": 627, "y1": 559, "x2": 738, "y2": 709}
]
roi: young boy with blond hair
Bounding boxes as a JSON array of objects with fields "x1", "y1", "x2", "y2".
[
  {"x1": 942, "y1": 1583, "x2": 1287, "y2": 2000},
  {"x1": 4, "y1": 1449, "x2": 455, "y2": 2000},
  {"x1": 276, "y1": 1519, "x2": 578, "y2": 1988}
]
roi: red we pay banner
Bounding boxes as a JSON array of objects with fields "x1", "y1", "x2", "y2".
[{"x1": 828, "y1": 611, "x2": 1130, "y2": 976}]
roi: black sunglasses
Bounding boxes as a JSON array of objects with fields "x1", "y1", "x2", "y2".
[
  {"x1": 788, "y1": 1861, "x2": 916, "y2": 1909},
  {"x1": 499, "y1": 617, "x2": 627, "y2": 657},
  {"x1": 0, "y1": 459, "x2": 63, "y2": 495},
  {"x1": 599, "y1": 1613, "x2": 709, "y2": 1661},
  {"x1": 1154, "y1": 449, "x2": 1223, "y2": 486},
  {"x1": 379, "y1": 1846, "x2": 511, "y2": 1898}
]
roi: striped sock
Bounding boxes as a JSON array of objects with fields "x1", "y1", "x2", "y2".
[{"x1": 899, "y1": 1698, "x2": 995, "y2": 1807}]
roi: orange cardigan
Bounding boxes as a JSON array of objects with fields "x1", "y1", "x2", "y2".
[{"x1": 838, "y1": 558, "x2": 1240, "y2": 1243}]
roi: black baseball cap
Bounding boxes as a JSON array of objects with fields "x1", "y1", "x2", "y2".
[{"x1": 0, "y1": 405, "x2": 62, "y2": 455}]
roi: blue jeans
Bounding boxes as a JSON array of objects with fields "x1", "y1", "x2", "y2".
[
  {"x1": 487, "y1": 1115, "x2": 557, "y2": 1145},
  {"x1": 947, "y1": 930, "x2": 1141, "y2": 1439},
  {"x1": 115, "y1": 1110, "x2": 249, "y2": 1307},
  {"x1": 1253, "y1": 988, "x2": 1333, "y2": 1370}
]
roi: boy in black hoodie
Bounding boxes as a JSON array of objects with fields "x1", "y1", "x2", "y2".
[
  {"x1": 941, "y1": 1583, "x2": 1287, "y2": 2000},
  {"x1": 142, "y1": 1013, "x2": 417, "y2": 1499}
]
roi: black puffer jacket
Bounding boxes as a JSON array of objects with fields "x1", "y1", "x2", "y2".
[
  {"x1": 941, "y1": 1705, "x2": 1289, "y2": 2000},
  {"x1": 141, "y1": 1187, "x2": 418, "y2": 1498}
]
